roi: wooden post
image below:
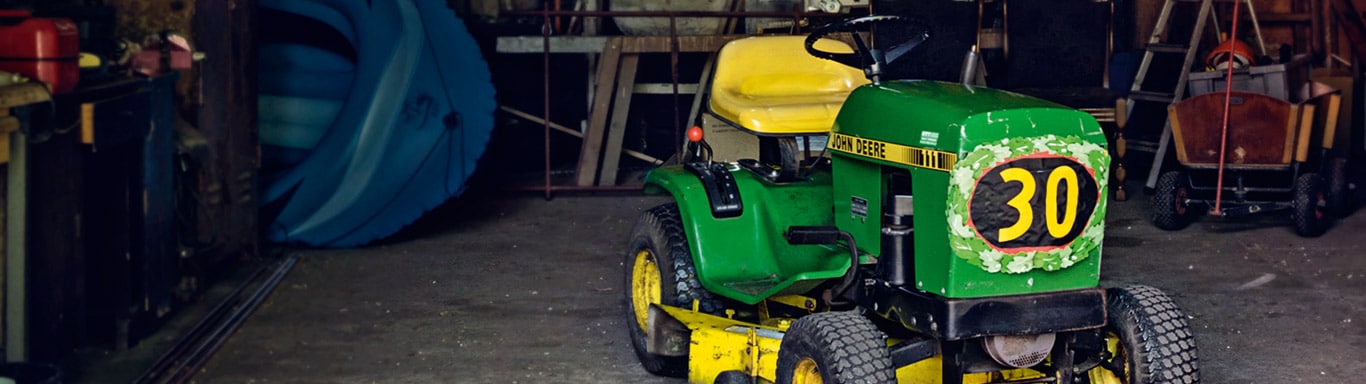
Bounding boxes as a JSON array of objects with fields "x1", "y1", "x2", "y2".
[{"x1": 194, "y1": 0, "x2": 259, "y2": 262}]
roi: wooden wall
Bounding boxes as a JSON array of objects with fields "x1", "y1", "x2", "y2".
[
  {"x1": 100, "y1": 0, "x2": 260, "y2": 273},
  {"x1": 1132, "y1": 0, "x2": 1364, "y2": 72}
]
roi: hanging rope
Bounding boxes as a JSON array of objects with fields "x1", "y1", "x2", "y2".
[{"x1": 1212, "y1": 0, "x2": 1244, "y2": 216}]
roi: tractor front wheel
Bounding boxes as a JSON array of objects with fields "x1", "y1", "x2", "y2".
[
  {"x1": 624, "y1": 203, "x2": 723, "y2": 377},
  {"x1": 1086, "y1": 285, "x2": 1198, "y2": 384},
  {"x1": 1291, "y1": 173, "x2": 1328, "y2": 237},
  {"x1": 1152, "y1": 171, "x2": 1194, "y2": 230},
  {"x1": 776, "y1": 311, "x2": 895, "y2": 384}
]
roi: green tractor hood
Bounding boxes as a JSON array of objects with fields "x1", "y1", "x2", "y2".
[{"x1": 830, "y1": 80, "x2": 1112, "y2": 298}]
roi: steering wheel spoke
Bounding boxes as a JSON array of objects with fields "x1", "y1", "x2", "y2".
[{"x1": 804, "y1": 15, "x2": 930, "y2": 82}]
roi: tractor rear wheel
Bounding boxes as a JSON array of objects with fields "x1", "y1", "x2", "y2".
[
  {"x1": 1085, "y1": 285, "x2": 1198, "y2": 384},
  {"x1": 624, "y1": 203, "x2": 723, "y2": 377},
  {"x1": 1152, "y1": 171, "x2": 1194, "y2": 230},
  {"x1": 1291, "y1": 173, "x2": 1328, "y2": 237},
  {"x1": 776, "y1": 311, "x2": 895, "y2": 384}
]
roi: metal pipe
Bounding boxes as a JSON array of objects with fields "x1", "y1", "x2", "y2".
[
  {"x1": 499, "y1": 106, "x2": 663, "y2": 164},
  {"x1": 544, "y1": 11, "x2": 554, "y2": 200},
  {"x1": 671, "y1": 16, "x2": 682, "y2": 160}
]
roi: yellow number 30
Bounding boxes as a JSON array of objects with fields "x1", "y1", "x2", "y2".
[{"x1": 997, "y1": 166, "x2": 1081, "y2": 243}]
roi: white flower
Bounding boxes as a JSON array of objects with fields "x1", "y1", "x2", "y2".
[
  {"x1": 949, "y1": 213, "x2": 975, "y2": 238},
  {"x1": 1031, "y1": 136, "x2": 1056, "y2": 153},
  {"x1": 1086, "y1": 222, "x2": 1106, "y2": 242},
  {"x1": 1056, "y1": 247, "x2": 1075, "y2": 269},
  {"x1": 951, "y1": 167, "x2": 977, "y2": 196},
  {"x1": 1006, "y1": 252, "x2": 1035, "y2": 274},
  {"x1": 978, "y1": 144, "x2": 1012, "y2": 164},
  {"x1": 1066, "y1": 143, "x2": 1093, "y2": 166},
  {"x1": 980, "y1": 249, "x2": 1005, "y2": 273}
]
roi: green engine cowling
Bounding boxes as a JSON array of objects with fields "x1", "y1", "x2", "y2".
[{"x1": 830, "y1": 80, "x2": 1111, "y2": 299}]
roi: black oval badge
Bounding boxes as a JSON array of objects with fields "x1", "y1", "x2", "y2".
[{"x1": 968, "y1": 155, "x2": 1099, "y2": 251}]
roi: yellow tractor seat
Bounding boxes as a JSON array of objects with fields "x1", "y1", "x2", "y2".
[{"x1": 708, "y1": 36, "x2": 869, "y2": 135}]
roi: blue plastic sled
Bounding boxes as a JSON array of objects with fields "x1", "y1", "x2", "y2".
[{"x1": 259, "y1": 0, "x2": 496, "y2": 247}]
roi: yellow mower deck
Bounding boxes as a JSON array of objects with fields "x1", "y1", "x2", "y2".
[{"x1": 657, "y1": 304, "x2": 1071, "y2": 384}]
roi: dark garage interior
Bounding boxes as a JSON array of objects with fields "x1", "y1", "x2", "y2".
[{"x1": 0, "y1": 0, "x2": 1362, "y2": 383}]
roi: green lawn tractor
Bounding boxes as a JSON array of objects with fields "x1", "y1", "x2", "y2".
[{"x1": 625, "y1": 15, "x2": 1198, "y2": 384}]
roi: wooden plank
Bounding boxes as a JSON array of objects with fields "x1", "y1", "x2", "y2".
[
  {"x1": 0, "y1": 83, "x2": 51, "y2": 110},
  {"x1": 1258, "y1": 12, "x2": 1312, "y2": 23},
  {"x1": 496, "y1": 36, "x2": 609, "y2": 53},
  {"x1": 618, "y1": 35, "x2": 744, "y2": 53},
  {"x1": 575, "y1": 41, "x2": 623, "y2": 186},
  {"x1": 496, "y1": 35, "x2": 744, "y2": 54},
  {"x1": 194, "y1": 0, "x2": 259, "y2": 265},
  {"x1": 0, "y1": 118, "x2": 11, "y2": 164},
  {"x1": 1322, "y1": 94, "x2": 1342, "y2": 150},
  {"x1": 599, "y1": 54, "x2": 641, "y2": 186}
]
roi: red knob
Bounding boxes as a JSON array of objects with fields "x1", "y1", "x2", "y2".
[{"x1": 687, "y1": 126, "x2": 704, "y2": 143}]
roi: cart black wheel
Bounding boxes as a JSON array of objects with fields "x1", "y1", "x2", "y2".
[
  {"x1": 1152, "y1": 171, "x2": 1194, "y2": 230},
  {"x1": 776, "y1": 311, "x2": 895, "y2": 384},
  {"x1": 1085, "y1": 285, "x2": 1199, "y2": 384},
  {"x1": 1291, "y1": 173, "x2": 1328, "y2": 237},
  {"x1": 1324, "y1": 156, "x2": 1353, "y2": 216},
  {"x1": 625, "y1": 203, "x2": 723, "y2": 377}
]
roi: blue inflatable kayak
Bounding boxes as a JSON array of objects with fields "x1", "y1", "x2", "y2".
[{"x1": 259, "y1": 0, "x2": 496, "y2": 247}]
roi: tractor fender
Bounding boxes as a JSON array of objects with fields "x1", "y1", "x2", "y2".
[{"x1": 642, "y1": 164, "x2": 848, "y2": 305}]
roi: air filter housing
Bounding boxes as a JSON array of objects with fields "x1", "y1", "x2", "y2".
[{"x1": 982, "y1": 333, "x2": 1056, "y2": 368}]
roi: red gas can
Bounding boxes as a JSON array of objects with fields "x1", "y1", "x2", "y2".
[{"x1": 0, "y1": 10, "x2": 79, "y2": 93}]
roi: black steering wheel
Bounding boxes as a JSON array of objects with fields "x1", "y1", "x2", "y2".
[{"x1": 804, "y1": 15, "x2": 930, "y2": 81}]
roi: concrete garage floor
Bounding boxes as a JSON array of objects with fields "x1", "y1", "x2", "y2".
[{"x1": 83, "y1": 181, "x2": 1365, "y2": 383}]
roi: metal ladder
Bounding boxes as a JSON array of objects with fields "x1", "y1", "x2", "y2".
[{"x1": 1126, "y1": 0, "x2": 1265, "y2": 191}]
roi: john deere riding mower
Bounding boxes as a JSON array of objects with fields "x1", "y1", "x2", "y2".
[{"x1": 625, "y1": 16, "x2": 1198, "y2": 384}]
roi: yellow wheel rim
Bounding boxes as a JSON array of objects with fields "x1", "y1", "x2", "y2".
[
  {"x1": 1087, "y1": 331, "x2": 1129, "y2": 384},
  {"x1": 630, "y1": 250, "x2": 662, "y2": 331},
  {"x1": 791, "y1": 357, "x2": 823, "y2": 384}
]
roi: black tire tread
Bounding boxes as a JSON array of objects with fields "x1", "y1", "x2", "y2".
[
  {"x1": 1291, "y1": 173, "x2": 1328, "y2": 237},
  {"x1": 1324, "y1": 157, "x2": 1352, "y2": 216},
  {"x1": 643, "y1": 204, "x2": 724, "y2": 313},
  {"x1": 624, "y1": 203, "x2": 723, "y2": 377},
  {"x1": 1106, "y1": 285, "x2": 1199, "y2": 384},
  {"x1": 1152, "y1": 171, "x2": 1192, "y2": 230},
  {"x1": 776, "y1": 311, "x2": 895, "y2": 384}
]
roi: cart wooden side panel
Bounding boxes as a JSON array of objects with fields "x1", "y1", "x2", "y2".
[{"x1": 1168, "y1": 91, "x2": 1298, "y2": 169}]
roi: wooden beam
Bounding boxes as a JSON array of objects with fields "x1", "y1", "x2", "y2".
[
  {"x1": 496, "y1": 36, "x2": 608, "y2": 53},
  {"x1": 575, "y1": 41, "x2": 623, "y2": 186},
  {"x1": 1257, "y1": 13, "x2": 1312, "y2": 23},
  {"x1": 599, "y1": 54, "x2": 641, "y2": 185},
  {"x1": 1328, "y1": 0, "x2": 1366, "y2": 59},
  {"x1": 0, "y1": 84, "x2": 50, "y2": 110},
  {"x1": 496, "y1": 35, "x2": 746, "y2": 54},
  {"x1": 195, "y1": 0, "x2": 259, "y2": 262}
]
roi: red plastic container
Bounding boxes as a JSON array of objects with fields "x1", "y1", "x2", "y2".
[{"x1": 0, "y1": 10, "x2": 79, "y2": 93}]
